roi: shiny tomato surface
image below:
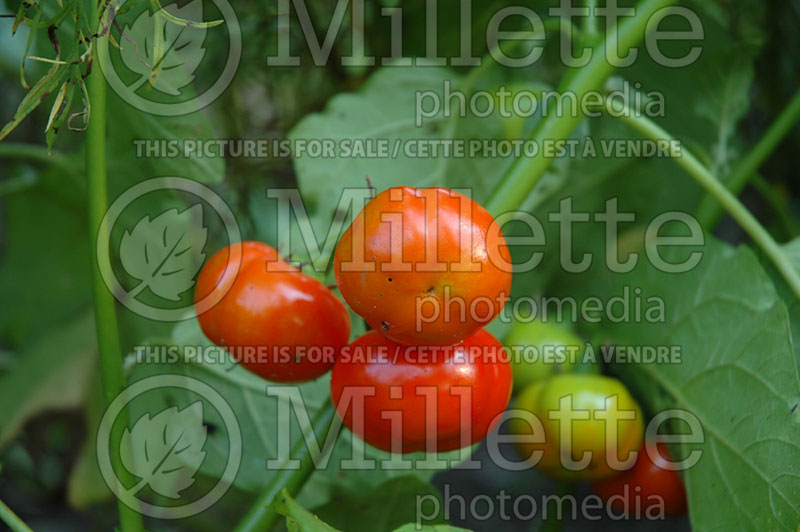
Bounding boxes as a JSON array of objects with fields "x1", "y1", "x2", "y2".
[
  {"x1": 330, "y1": 328, "x2": 513, "y2": 453},
  {"x1": 334, "y1": 186, "x2": 512, "y2": 346},
  {"x1": 195, "y1": 241, "x2": 351, "y2": 382}
]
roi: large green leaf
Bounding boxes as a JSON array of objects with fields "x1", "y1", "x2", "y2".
[
  {"x1": 561, "y1": 239, "x2": 800, "y2": 531},
  {"x1": 289, "y1": 66, "x2": 510, "y2": 225}
]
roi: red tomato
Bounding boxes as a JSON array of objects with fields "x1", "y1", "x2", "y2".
[
  {"x1": 334, "y1": 186, "x2": 511, "y2": 346},
  {"x1": 592, "y1": 442, "x2": 688, "y2": 517},
  {"x1": 330, "y1": 328, "x2": 512, "y2": 453},
  {"x1": 195, "y1": 241, "x2": 351, "y2": 382}
]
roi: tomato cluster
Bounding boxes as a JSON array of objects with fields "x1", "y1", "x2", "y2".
[
  {"x1": 193, "y1": 186, "x2": 687, "y2": 515},
  {"x1": 194, "y1": 186, "x2": 513, "y2": 453},
  {"x1": 331, "y1": 186, "x2": 513, "y2": 453}
]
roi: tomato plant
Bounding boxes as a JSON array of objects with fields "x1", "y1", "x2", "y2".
[
  {"x1": 195, "y1": 241, "x2": 351, "y2": 382},
  {"x1": 2, "y1": 1, "x2": 800, "y2": 531}
]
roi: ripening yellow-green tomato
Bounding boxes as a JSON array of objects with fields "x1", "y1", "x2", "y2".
[
  {"x1": 503, "y1": 319, "x2": 583, "y2": 389},
  {"x1": 509, "y1": 374, "x2": 644, "y2": 480}
]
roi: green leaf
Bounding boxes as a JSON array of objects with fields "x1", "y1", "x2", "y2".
[
  {"x1": 289, "y1": 66, "x2": 509, "y2": 228},
  {"x1": 272, "y1": 489, "x2": 342, "y2": 532},
  {"x1": 771, "y1": 237, "x2": 800, "y2": 366},
  {"x1": 0, "y1": 312, "x2": 96, "y2": 449},
  {"x1": 272, "y1": 488, "x2": 469, "y2": 532},
  {"x1": 312, "y1": 476, "x2": 447, "y2": 532},
  {"x1": 45, "y1": 74, "x2": 77, "y2": 152},
  {"x1": 0, "y1": 185, "x2": 92, "y2": 346},
  {"x1": 0, "y1": 60, "x2": 71, "y2": 142},
  {"x1": 563, "y1": 239, "x2": 800, "y2": 531},
  {"x1": 106, "y1": 88, "x2": 225, "y2": 185}
]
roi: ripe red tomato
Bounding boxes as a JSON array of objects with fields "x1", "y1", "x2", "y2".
[
  {"x1": 334, "y1": 186, "x2": 512, "y2": 346},
  {"x1": 592, "y1": 442, "x2": 688, "y2": 517},
  {"x1": 195, "y1": 241, "x2": 351, "y2": 382},
  {"x1": 329, "y1": 328, "x2": 512, "y2": 453}
]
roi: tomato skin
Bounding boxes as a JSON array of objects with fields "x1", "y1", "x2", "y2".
[
  {"x1": 334, "y1": 186, "x2": 512, "y2": 346},
  {"x1": 330, "y1": 329, "x2": 512, "y2": 453},
  {"x1": 510, "y1": 374, "x2": 644, "y2": 480},
  {"x1": 195, "y1": 241, "x2": 351, "y2": 383},
  {"x1": 592, "y1": 442, "x2": 687, "y2": 517},
  {"x1": 503, "y1": 318, "x2": 582, "y2": 389}
]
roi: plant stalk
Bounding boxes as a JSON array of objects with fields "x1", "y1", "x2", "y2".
[
  {"x1": 696, "y1": 88, "x2": 800, "y2": 230},
  {"x1": 603, "y1": 98, "x2": 800, "y2": 300},
  {"x1": 484, "y1": 0, "x2": 677, "y2": 217},
  {"x1": 232, "y1": 401, "x2": 337, "y2": 532},
  {"x1": 86, "y1": 1, "x2": 145, "y2": 531},
  {"x1": 0, "y1": 498, "x2": 34, "y2": 532}
]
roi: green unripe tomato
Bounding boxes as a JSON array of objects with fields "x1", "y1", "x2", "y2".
[
  {"x1": 503, "y1": 319, "x2": 583, "y2": 389},
  {"x1": 509, "y1": 374, "x2": 644, "y2": 480}
]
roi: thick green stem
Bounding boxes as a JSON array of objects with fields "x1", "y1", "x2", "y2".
[
  {"x1": 86, "y1": 2, "x2": 145, "y2": 531},
  {"x1": 0, "y1": 498, "x2": 34, "y2": 532},
  {"x1": 484, "y1": 0, "x2": 677, "y2": 217},
  {"x1": 603, "y1": 98, "x2": 800, "y2": 300},
  {"x1": 232, "y1": 401, "x2": 337, "y2": 532},
  {"x1": 696, "y1": 88, "x2": 800, "y2": 230}
]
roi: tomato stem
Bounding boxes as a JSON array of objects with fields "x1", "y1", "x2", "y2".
[
  {"x1": 484, "y1": 0, "x2": 677, "y2": 217},
  {"x1": 695, "y1": 87, "x2": 800, "y2": 231},
  {"x1": 232, "y1": 400, "x2": 337, "y2": 532},
  {"x1": 85, "y1": 2, "x2": 145, "y2": 531},
  {"x1": 602, "y1": 97, "x2": 800, "y2": 300},
  {"x1": 0, "y1": 498, "x2": 34, "y2": 532}
]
